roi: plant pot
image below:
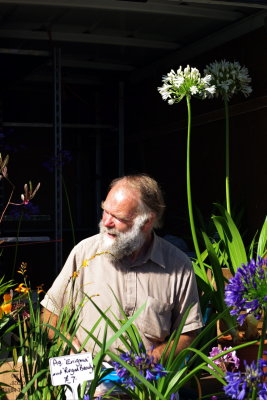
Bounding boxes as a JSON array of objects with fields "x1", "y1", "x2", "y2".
[
  {"x1": 0, "y1": 358, "x2": 24, "y2": 400},
  {"x1": 237, "y1": 339, "x2": 267, "y2": 372},
  {"x1": 199, "y1": 374, "x2": 225, "y2": 398},
  {"x1": 218, "y1": 337, "x2": 267, "y2": 372}
]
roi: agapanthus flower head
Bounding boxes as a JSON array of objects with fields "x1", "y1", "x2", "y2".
[
  {"x1": 208, "y1": 346, "x2": 240, "y2": 372},
  {"x1": 204, "y1": 59, "x2": 252, "y2": 101},
  {"x1": 0, "y1": 129, "x2": 26, "y2": 154},
  {"x1": 43, "y1": 150, "x2": 72, "y2": 172},
  {"x1": 224, "y1": 256, "x2": 267, "y2": 325},
  {"x1": 158, "y1": 65, "x2": 216, "y2": 105},
  {"x1": 7, "y1": 202, "x2": 40, "y2": 220},
  {"x1": 112, "y1": 348, "x2": 167, "y2": 390},
  {"x1": 224, "y1": 359, "x2": 267, "y2": 399}
]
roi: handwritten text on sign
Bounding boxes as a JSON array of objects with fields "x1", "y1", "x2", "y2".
[{"x1": 49, "y1": 353, "x2": 94, "y2": 386}]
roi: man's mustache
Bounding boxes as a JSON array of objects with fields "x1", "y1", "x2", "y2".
[{"x1": 101, "y1": 226, "x2": 119, "y2": 236}]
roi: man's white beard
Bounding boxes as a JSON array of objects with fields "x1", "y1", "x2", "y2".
[{"x1": 99, "y1": 215, "x2": 147, "y2": 261}]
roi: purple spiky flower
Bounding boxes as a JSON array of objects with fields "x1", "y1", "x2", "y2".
[
  {"x1": 225, "y1": 256, "x2": 267, "y2": 325},
  {"x1": 224, "y1": 359, "x2": 267, "y2": 399},
  {"x1": 112, "y1": 346, "x2": 167, "y2": 390}
]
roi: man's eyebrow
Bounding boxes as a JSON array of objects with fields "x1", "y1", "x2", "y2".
[
  {"x1": 101, "y1": 201, "x2": 133, "y2": 222},
  {"x1": 101, "y1": 201, "x2": 122, "y2": 217}
]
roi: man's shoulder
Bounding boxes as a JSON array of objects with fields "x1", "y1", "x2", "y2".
[
  {"x1": 153, "y1": 234, "x2": 193, "y2": 269},
  {"x1": 76, "y1": 233, "x2": 101, "y2": 246},
  {"x1": 155, "y1": 234, "x2": 189, "y2": 256},
  {"x1": 72, "y1": 233, "x2": 102, "y2": 254}
]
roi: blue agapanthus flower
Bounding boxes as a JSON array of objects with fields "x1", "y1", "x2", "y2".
[
  {"x1": 42, "y1": 150, "x2": 72, "y2": 172},
  {"x1": 224, "y1": 256, "x2": 267, "y2": 325},
  {"x1": 112, "y1": 346, "x2": 167, "y2": 390},
  {"x1": 7, "y1": 203, "x2": 40, "y2": 220},
  {"x1": 224, "y1": 359, "x2": 267, "y2": 399}
]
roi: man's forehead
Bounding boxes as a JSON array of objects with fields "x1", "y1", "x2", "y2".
[{"x1": 103, "y1": 184, "x2": 140, "y2": 213}]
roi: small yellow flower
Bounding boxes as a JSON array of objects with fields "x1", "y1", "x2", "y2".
[
  {"x1": 15, "y1": 283, "x2": 30, "y2": 294},
  {"x1": 0, "y1": 293, "x2": 12, "y2": 315},
  {"x1": 81, "y1": 259, "x2": 89, "y2": 267},
  {"x1": 72, "y1": 271, "x2": 79, "y2": 279},
  {"x1": 17, "y1": 262, "x2": 27, "y2": 275},
  {"x1": 36, "y1": 284, "x2": 44, "y2": 294},
  {"x1": 80, "y1": 252, "x2": 112, "y2": 269}
]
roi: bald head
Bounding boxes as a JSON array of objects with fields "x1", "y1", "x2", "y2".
[
  {"x1": 109, "y1": 174, "x2": 165, "y2": 229},
  {"x1": 103, "y1": 182, "x2": 142, "y2": 226}
]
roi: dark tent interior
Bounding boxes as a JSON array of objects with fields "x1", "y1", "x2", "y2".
[{"x1": 0, "y1": 0, "x2": 266, "y2": 288}]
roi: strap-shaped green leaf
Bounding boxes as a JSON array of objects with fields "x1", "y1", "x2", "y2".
[
  {"x1": 212, "y1": 204, "x2": 247, "y2": 273},
  {"x1": 257, "y1": 216, "x2": 267, "y2": 257}
]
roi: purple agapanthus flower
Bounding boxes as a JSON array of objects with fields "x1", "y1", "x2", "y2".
[
  {"x1": 42, "y1": 150, "x2": 72, "y2": 172},
  {"x1": 7, "y1": 203, "x2": 40, "y2": 220},
  {"x1": 224, "y1": 359, "x2": 267, "y2": 399},
  {"x1": 224, "y1": 256, "x2": 267, "y2": 325},
  {"x1": 112, "y1": 346, "x2": 167, "y2": 390},
  {"x1": 0, "y1": 128, "x2": 26, "y2": 153}
]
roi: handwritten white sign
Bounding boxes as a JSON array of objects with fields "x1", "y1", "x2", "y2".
[{"x1": 49, "y1": 352, "x2": 94, "y2": 387}]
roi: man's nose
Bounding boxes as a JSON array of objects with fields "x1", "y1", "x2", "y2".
[{"x1": 103, "y1": 211, "x2": 115, "y2": 227}]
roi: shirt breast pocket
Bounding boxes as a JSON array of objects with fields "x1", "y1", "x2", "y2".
[{"x1": 139, "y1": 296, "x2": 173, "y2": 342}]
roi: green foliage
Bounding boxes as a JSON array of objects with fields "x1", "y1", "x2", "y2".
[
  {"x1": 82, "y1": 293, "x2": 245, "y2": 400},
  {"x1": 193, "y1": 204, "x2": 267, "y2": 340},
  {"x1": 0, "y1": 277, "x2": 17, "y2": 356}
]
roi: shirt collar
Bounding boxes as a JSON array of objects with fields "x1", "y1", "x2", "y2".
[
  {"x1": 149, "y1": 232, "x2": 166, "y2": 268},
  {"x1": 129, "y1": 232, "x2": 166, "y2": 269}
]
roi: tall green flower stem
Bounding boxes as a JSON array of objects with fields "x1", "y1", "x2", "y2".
[
  {"x1": 157, "y1": 65, "x2": 216, "y2": 283},
  {"x1": 251, "y1": 309, "x2": 267, "y2": 400},
  {"x1": 186, "y1": 96, "x2": 206, "y2": 278},
  {"x1": 251, "y1": 307, "x2": 267, "y2": 400},
  {"x1": 258, "y1": 309, "x2": 267, "y2": 361},
  {"x1": 204, "y1": 60, "x2": 252, "y2": 216},
  {"x1": 224, "y1": 97, "x2": 231, "y2": 216}
]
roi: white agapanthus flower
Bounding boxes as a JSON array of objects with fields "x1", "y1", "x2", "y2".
[
  {"x1": 204, "y1": 60, "x2": 252, "y2": 100},
  {"x1": 158, "y1": 65, "x2": 216, "y2": 105}
]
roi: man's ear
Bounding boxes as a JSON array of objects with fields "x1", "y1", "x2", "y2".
[{"x1": 141, "y1": 213, "x2": 156, "y2": 233}]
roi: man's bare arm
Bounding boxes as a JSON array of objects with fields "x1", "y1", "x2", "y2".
[
  {"x1": 150, "y1": 330, "x2": 198, "y2": 362},
  {"x1": 41, "y1": 307, "x2": 59, "y2": 339},
  {"x1": 41, "y1": 307, "x2": 81, "y2": 352}
]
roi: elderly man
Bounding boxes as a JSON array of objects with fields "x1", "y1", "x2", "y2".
[{"x1": 41, "y1": 174, "x2": 203, "y2": 363}]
